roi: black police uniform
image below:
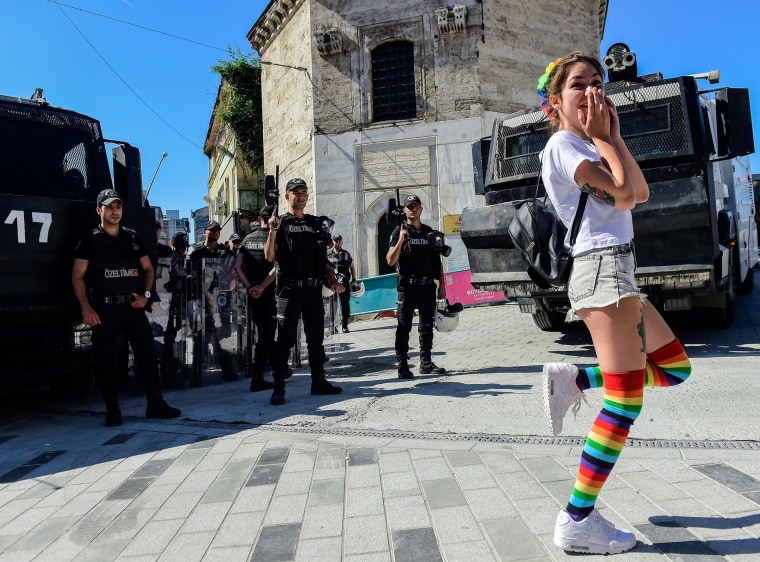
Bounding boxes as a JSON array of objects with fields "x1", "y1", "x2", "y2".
[
  {"x1": 157, "y1": 243, "x2": 173, "y2": 259},
  {"x1": 74, "y1": 225, "x2": 175, "y2": 416},
  {"x1": 188, "y1": 242, "x2": 233, "y2": 273},
  {"x1": 187, "y1": 242, "x2": 235, "y2": 383},
  {"x1": 160, "y1": 249, "x2": 189, "y2": 387},
  {"x1": 240, "y1": 224, "x2": 276, "y2": 380},
  {"x1": 389, "y1": 222, "x2": 443, "y2": 370},
  {"x1": 146, "y1": 241, "x2": 173, "y2": 311},
  {"x1": 327, "y1": 247, "x2": 353, "y2": 331},
  {"x1": 269, "y1": 212, "x2": 341, "y2": 402}
]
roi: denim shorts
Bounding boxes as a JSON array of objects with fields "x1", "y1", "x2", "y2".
[{"x1": 566, "y1": 243, "x2": 645, "y2": 320}]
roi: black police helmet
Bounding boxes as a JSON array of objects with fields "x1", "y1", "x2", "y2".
[{"x1": 172, "y1": 232, "x2": 189, "y2": 247}]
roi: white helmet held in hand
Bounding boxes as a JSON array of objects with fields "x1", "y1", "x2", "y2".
[
  {"x1": 434, "y1": 299, "x2": 463, "y2": 332},
  {"x1": 350, "y1": 281, "x2": 365, "y2": 298}
]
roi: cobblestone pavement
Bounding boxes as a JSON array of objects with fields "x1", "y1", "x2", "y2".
[{"x1": 1, "y1": 273, "x2": 760, "y2": 561}]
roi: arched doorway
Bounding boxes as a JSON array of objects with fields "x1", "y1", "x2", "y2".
[{"x1": 377, "y1": 213, "x2": 396, "y2": 275}]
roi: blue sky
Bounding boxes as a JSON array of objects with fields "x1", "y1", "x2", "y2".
[{"x1": 2, "y1": 0, "x2": 758, "y2": 217}]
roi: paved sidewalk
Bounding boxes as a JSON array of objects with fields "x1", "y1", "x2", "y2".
[{"x1": 1, "y1": 279, "x2": 760, "y2": 561}]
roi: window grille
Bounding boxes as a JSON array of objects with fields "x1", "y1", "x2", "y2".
[{"x1": 371, "y1": 41, "x2": 416, "y2": 122}]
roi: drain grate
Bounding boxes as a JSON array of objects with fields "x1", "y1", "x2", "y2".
[
  {"x1": 251, "y1": 424, "x2": 760, "y2": 450},
  {"x1": 55, "y1": 410, "x2": 760, "y2": 450}
]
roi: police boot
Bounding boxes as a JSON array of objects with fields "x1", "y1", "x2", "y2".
[
  {"x1": 397, "y1": 356, "x2": 414, "y2": 379},
  {"x1": 146, "y1": 399, "x2": 182, "y2": 420},
  {"x1": 160, "y1": 359, "x2": 184, "y2": 390},
  {"x1": 270, "y1": 380, "x2": 286, "y2": 406},
  {"x1": 419, "y1": 353, "x2": 446, "y2": 374},
  {"x1": 250, "y1": 368, "x2": 274, "y2": 392},
  {"x1": 311, "y1": 379, "x2": 343, "y2": 395},
  {"x1": 218, "y1": 350, "x2": 239, "y2": 381},
  {"x1": 105, "y1": 400, "x2": 123, "y2": 427},
  {"x1": 311, "y1": 369, "x2": 343, "y2": 395}
]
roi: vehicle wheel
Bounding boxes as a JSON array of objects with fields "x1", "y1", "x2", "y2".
[
  {"x1": 532, "y1": 309, "x2": 566, "y2": 331},
  {"x1": 702, "y1": 248, "x2": 735, "y2": 328},
  {"x1": 737, "y1": 266, "x2": 755, "y2": 295},
  {"x1": 701, "y1": 290, "x2": 734, "y2": 328}
]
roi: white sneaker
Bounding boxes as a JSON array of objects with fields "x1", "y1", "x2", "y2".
[
  {"x1": 542, "y1": 362, "x2": 587, "y2": 436},
  {"x1": 554, "y1": 509, "x2": 637, "y2": 554}
]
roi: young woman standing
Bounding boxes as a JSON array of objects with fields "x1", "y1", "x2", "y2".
[{"x1": 537, "y1": 52, "x2": 692, "y2": 554}]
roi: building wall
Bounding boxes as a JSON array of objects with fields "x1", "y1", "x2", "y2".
[
  {"x1": 250, "y1": 0, "x2": 603, "y2": 277},
  {"x1": 205, "y1": 106, "x2": 263, "y2": 230},
  {"x1": 477, "y1": 1, "x2": 602, "y2": 113},
  {"x1": 257, "y1": 1, "x2": 317, "y2": 213},
  {"x1": 307, "y1": 0, "x2": 600, "y2": 133},
  {"x1": 314, "y1": 115, "x2": 502, "y2": 278}
]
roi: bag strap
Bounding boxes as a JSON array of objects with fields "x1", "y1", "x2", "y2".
[
  {"x1": 535, "y1": 154, "x2": 589, "y2": 248},
  {"x1": 568, "y1": 191, "x2": 588, "y2": 246}
]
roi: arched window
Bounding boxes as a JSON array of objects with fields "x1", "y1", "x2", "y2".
[{"x1": 371, "y1": 41, "x2": 416, "y2": 122}]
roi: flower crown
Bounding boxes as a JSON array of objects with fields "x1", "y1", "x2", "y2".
[{"x1": 537, "y1": 58, "x2": 563, "y2": 117}]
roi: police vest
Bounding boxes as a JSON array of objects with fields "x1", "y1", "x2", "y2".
[
  {"x1": 165, "y1": 252, "x2": 188, "y2": 294},
  {"x1": 328, "y1": 249, "x2": 352, "y2": 283},
  {"x1": 187, "y1": 243, "x2": 233, "y2": 295},
  {"x1": 188, "y1": 242, "x2": 232, "y2": 263},
  {"x1": 241, "y1": 228, "x2": 273, "y2": 285},
  {"x1": 75, "y1": 226, "x2": 146, "y2": 299},
  {"x1": 390, "y1": 223, "x2": 441, "y2": 278},
  {"x1": 274, "y1": 213, "x2": 326, "y2": 278}
]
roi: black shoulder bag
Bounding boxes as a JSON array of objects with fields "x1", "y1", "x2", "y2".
[{"x1": 507, "y1": 169, "x2": 589, "y2": 290}]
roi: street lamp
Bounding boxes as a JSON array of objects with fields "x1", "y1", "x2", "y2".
[{"x1": 144, "y1": 151, "x2": 168, "y2": 203}]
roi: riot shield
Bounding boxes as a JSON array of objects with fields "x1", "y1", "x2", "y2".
[
  {"x1": 323, "y1": 294, "x2": 340, "y2": 355},
  {"x1": 150, "y1": 254, "x2": 173, "y2": 332},
  {"x1": 150, "y1": 253, "x2": 195, "y2": 389},
  {"x1": 291, "y1": 318, "x2": 305, "y2": 369},
  {"x1": 192, "y1": 257, "x2": 247, "y2": 384}
]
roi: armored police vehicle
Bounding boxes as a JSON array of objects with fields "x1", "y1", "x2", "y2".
[
  {"x1": 0, "y1": 90, "x2": 157, "y2": 394},
  {"x1": 462, "y1": 51, "x2": 757, "y2": 331}
]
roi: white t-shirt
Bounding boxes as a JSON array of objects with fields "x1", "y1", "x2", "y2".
[{"x1": 541, "y1": 130, "x2": 634, "y2": 255}]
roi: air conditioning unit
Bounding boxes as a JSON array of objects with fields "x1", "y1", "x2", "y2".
[{"x1": 213, "y1": 196, "x2": 227, "y2": 217}]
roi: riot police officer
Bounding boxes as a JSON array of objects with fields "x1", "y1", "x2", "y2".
[
  {"x1": 227, "y1": 232, "x2": 243, "y2": 254},
  {"x1": 71, "y1": 189, "x2": 182, "y2": 427},
  {"x1": 159, "y1": 231, "x2": 190, "y2": 388},
  {"x1": 187, "y1": 220, "x2": 236, "y2": 384},
  {"x1": 327, "y1": 234, "x2": 357, "y2": 333},
  {"x1": 235, "y1": 205, "x2": 276, "y2": 392},
  {"x1": 265, "y1": 178, "x2": 344, "y2": 405},
  {"x1": 188, "y1": 220, "x2": 231, "y2": 263},
  {"x1": 386, "y1": 195, "x2": 447, "y2": 379}
]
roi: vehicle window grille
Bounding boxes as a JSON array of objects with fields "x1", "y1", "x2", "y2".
[
  {"x1": 0, "y1": 98, "x2": 108, "y2": 200},
  {"x1": 486, "y1": 77, "x2": 710, "y2": 189}
]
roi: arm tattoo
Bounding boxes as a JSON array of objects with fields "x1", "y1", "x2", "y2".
[{"x1": 580, "y1": 183, "x2": 616, "y2": 206}]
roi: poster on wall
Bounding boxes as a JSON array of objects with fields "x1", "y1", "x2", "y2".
[
  {"x1": 441, "y1": 214, "x2": 469, "y2": 273},
  {"x1": 444, "y1": 269, "x2": 506, "y2": 307},
  {"x1": 443, "y1": 236, "x2": 470, "y2": 273}
]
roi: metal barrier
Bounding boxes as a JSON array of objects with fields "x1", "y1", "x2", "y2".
[{"x1": 348, "y1": 273, "x2": 398, "y2": 315}]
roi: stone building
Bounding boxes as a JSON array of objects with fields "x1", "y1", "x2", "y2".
[
  {"x1": 203, "y1": 82, "x2": 266, "y2": 240},
  {"x1": 248, "y1": 0, "x2": 609, "y2": 277}
]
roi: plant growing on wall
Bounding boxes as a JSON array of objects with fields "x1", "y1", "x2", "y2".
[{"x1": 211, "y1": 49, "x2": 264, "y2": 170}]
